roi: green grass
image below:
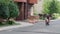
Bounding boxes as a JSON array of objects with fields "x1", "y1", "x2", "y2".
[
  {"x1": 0, "y1": 23, "x2": 20, "y2": 27},
  {"x1": 0, "y1": 21, "x2": 20, "y2": 27}
]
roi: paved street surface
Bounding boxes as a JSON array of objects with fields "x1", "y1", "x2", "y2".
[{"x1": 0, "y1": 19, "x2": 60, "y2": 34}]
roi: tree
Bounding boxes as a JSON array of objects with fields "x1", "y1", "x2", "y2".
[
  {"x1": 48, "y1": 0, "x2": 58, "y2": 14},
  {"x1": 43, "y1": 0, "x2": 59, "y2": 15},
  {"x1": 0, "y1": 2, "x2": 9, "y2": 19},
  {"x1": 0, "y1": 0, "x2": 19, "y2": 23},
  {"x1": 8, "y1": 1, "x2": 19, "y2": 20}
]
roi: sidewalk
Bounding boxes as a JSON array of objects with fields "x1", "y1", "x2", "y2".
[{"x1": 0, "y1": 21, "x2": 34, "y2": 31}]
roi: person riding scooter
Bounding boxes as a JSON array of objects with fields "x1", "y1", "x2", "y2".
[{"x1": 45, "y1": 14, "x2": 52, "y2": 25}]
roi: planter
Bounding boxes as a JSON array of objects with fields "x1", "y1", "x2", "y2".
[{"x1": 28, "y1": 16, "x2": 39, "y2": 24}]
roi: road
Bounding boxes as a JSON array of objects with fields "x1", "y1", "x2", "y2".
[{"x1": 0, "y1": 19, "x2": 60, "y2": 34}]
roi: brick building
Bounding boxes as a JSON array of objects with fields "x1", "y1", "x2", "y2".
[{"x1": 14, "y1": 0, "x2": 37, "y2": 20}]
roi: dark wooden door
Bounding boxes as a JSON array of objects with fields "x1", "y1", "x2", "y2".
[
  {"x1": 16, "y1": 2, "x2": 33, "y2": 21},
  {"x1": 16, "y1": 2, "x2": 25, "y2": 20}
]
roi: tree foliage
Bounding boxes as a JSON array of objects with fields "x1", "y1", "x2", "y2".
[
  {"x1": 0, "y1": 0, "x2": 19, "y2": 19},
  {"x1": 48, "y1": 0, "x2": 58, "y2": 14},
  {"x1": 43, "y1": 0, "x2": 59, "y2": 15},
  {"x1": 8, "y1": 1, "x2": 19, "y2": 18},
  {"x1": 0, "y1": 2, "x2": 9, "y2": 19}
]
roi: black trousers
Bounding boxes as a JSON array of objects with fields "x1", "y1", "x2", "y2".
[{"x1": 45, "y1": 19, "x2": 50, "y2": 25}]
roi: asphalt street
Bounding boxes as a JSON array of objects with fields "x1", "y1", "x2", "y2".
[{"x1": 0, "y1": 19, "x2": 60, "y2": 34}]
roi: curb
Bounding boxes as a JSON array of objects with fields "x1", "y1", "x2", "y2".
[{"x1": 38, "y1": 19, "x2": 60, "y2": 22}]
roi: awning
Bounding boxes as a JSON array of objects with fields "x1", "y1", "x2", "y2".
[
  {"x1": 14, "y1": 0, "x2": 27, "y2": 2},
  {"x1": 28, "y1": 0, "x2": 37, "y2": 4}
]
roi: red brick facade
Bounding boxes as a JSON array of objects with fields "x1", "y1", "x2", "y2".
[
  {"x1": 28, "y1": 0, "x2": 37, "y2": 4},
  {"x1": 14, "y1": 0, "x2": 27, "y2": 2}
]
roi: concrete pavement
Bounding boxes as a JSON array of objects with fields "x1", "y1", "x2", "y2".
[{"x1": 0, "y1": 21, "x2": 34, "y2": 31}]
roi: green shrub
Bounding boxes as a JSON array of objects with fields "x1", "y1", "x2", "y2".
[
  {"x1": 0, "y1": 22, "x2": 4, "y2": 25},
  {"x1": 0, "y1": 0, "x2": 19, "y2": 25},
  {"x1": 6, "y1": 21, "x2": 15, "y2": 25},
  {"x1": 52, "y1": 13, "x2": 60, "y2": 19},
  {"x1": 8, "y1": 1, "x2": 19, "y2": 18},
  {"x1": 0, "y1": 3, "x2": 9, "y2": 19},
  {"x1": 0, "y1": 0, "x2": 19, "y2": 19}
]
